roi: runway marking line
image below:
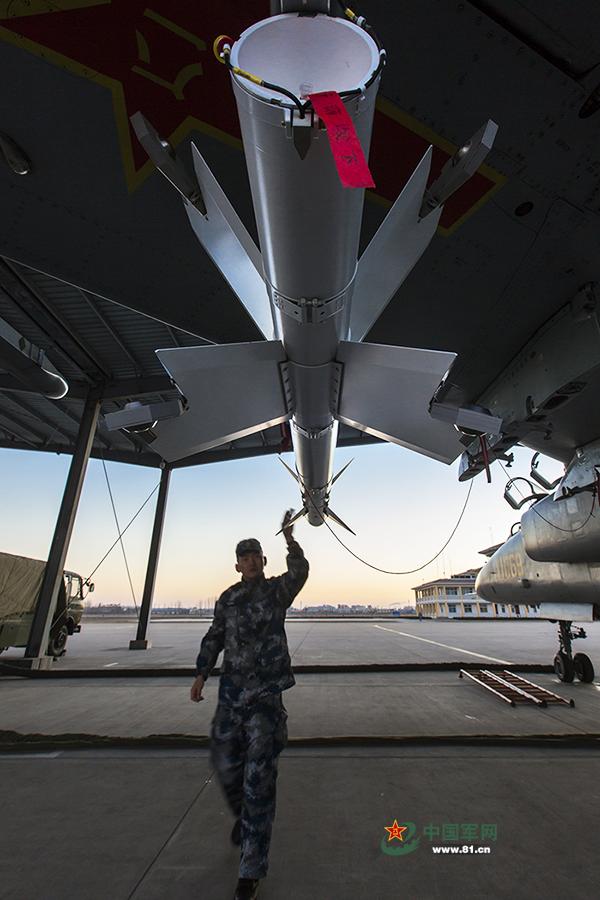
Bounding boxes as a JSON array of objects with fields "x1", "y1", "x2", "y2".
[{"x1": 372, "y1": 624, "x2": 514, "y2": 665}]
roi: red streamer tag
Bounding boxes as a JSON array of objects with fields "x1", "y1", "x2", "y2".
[{"x1": 308, "y1": 91, "x2": 375, "y2": 189}]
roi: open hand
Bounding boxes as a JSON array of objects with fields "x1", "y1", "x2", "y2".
[{"x1": 281, "y1": 508, "x2": 295, "y2": 543}]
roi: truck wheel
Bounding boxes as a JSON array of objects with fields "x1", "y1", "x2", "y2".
[{"x1": 47, "y1": 625, "x2": 68, "y2": 658}]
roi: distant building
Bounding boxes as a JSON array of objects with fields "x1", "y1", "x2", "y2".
[
  {"x1": 413, "y1": 571, "x2": 480, "y2": 618},
  {"x1": 412, "y1": 570, "x2": 539, "y2": 619}
]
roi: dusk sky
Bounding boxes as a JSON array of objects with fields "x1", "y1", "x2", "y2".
[{"x1": 0, "y1": 442, "x2": 565, "y2": 609}]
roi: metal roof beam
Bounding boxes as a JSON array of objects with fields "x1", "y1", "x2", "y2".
[
  {"x1": 166, "y1": 325, "x2": 182, "y2": 347},
  {"x1": 0, "y1": 439, "x2": 162, "y2": 468},
  {"x1": 0, "y1": 408, "x2": 50, "y2": 444},
  {"x1": 100, "y1": 375, "x2": 175, "y2": 399},
  {"x1": 0, "y1": 258, "x2": 111, "y2": 379},
  {"x1": 0, "y1": 374, "x2": 84, "y2": 397},
  {"x1": 2, "y1": 391, "x2": 143, "y2": 458},
  {"x1": 0, "y1": 373, "x2": 176, "y2": 400},
  {"x1": 0, "y1": 282, "x2": 94, "y2": 384},
  {"x1": 0, "y1": 418, "x2": 38, "y2": 447},
  {"x1": 51, "y1": 398, "x2": 113, "y2": 450},
  {"x1": 76, "y1": 288, "x2": 143, "y2": 374},
  {"x1": 0, "y1": 392, "x2": 74, "y2": 443}
]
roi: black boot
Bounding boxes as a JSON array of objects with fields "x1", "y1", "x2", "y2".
[
  {"x1": 233, "y1": 877, "x2": 260, "y2": 899},
  {"x1": 230, "y1": 818, "x2": 241, "y2": 846}
]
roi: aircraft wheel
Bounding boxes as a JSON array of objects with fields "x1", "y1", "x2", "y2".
[
  {"x1": 554, "y1": 652, "x2": 575, "y2": 683},
  {"x1": 573, "y1": 653, "x2": 595, "y2": 683}
]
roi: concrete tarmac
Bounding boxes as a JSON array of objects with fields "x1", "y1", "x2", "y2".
[
  {"x1": 1, "y1": 671, "x2": 599, "y2": 744},
  {"x1": 4, "y1": 617, "x2": 600, "y2": 669},
  {"x1": 1, "y1": 745, "x2": 599, "y2": 900},
  {"x1": 1, "y1": 620, "x2": 599, "y2": 899}
]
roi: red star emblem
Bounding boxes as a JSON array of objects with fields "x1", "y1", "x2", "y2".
[
  {"x1": 0, "y1": 1, "x2": 504, "y2": 229},
  {"x1": 0, "y1": 1, "x2": 269, "y2": 189},
  {"x1": 384, "y1": 819, "x2": 408, "y2": 842}
]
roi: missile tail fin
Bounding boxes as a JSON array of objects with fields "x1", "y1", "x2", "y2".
[
  {"x1": 331, "y1": 458, "x2": 354, "y2": 486},
  {"x1": 325, "y1": 507, "x2": 356, "y2": 536},
  {"x1": 150, "y1": 341, "x2": 291, "y2": 462},
  {"x1": 279, "y1": 457, "x2": 300, "y2": 483},
  {"x1": 275, "y1": 506, "x2": 307, "y2": 535},
  {"x1": 335, "y1": 341, "x2": 464, "y2": 464}
]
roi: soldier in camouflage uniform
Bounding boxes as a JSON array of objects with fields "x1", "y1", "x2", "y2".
[{"x1": 190, "y1": 510, "x2": 309, "y2": 900}]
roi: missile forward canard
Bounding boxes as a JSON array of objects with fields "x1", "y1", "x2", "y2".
[{"x1": 132, "y1": 3, "x2": 498, "y2": 529}]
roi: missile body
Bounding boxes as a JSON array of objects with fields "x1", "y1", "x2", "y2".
[
  {"x1": 138, "y1": 9, "x2": 498, "y2": 530},
  {"x1": 229, "y1": 14, "x2": 379, "y2": 525}
]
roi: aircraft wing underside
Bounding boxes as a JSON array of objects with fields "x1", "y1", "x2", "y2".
[{"x1": 1, "y1": 1, "x2": 600, "y2": 464}]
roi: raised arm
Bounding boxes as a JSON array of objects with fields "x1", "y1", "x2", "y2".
[{"x1": 279, "y1": 509, "x2": 309, "y2": 608}]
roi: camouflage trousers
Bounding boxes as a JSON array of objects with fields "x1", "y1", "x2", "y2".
[{"x1": 210, "y1": 692, "x2": 288, "y2": 879}]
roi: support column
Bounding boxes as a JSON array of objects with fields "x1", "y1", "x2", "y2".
[
  {"x1": 130, "y1": 466, "x2": 171, "y2": 650},
  {"x1": 25, "y1": 393, "x2": 101, "y2": 666}
]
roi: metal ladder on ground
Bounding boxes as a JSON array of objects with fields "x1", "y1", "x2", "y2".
[{"x1": 459, "y1": 669, "x2": 575, "y2": 708}]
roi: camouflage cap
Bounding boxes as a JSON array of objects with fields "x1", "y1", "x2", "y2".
[{"x1": 235, "y1": 538, "x2": 263, "y2": 557}]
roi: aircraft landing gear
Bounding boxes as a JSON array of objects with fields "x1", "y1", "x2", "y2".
[{"x1": 553, "y1": 621, "x2": 595, "y2": 683}]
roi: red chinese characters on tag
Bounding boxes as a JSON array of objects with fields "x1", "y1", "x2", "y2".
[{"x1": 308, "y1": 90, "x2": 375, "y2": 189}]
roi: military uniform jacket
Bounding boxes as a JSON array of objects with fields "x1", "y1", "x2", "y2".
[{"x1": 196, "y1": 540, "x2": 309, "y2": 706}]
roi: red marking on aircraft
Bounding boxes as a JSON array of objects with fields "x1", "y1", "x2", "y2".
[{"x1": 0, "y1": 0, "x2": 504, "y2": 231}]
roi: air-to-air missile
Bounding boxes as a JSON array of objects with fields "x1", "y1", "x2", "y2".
[{"x1": 131, "y1": 3, "x2": 499, "y2": 531}]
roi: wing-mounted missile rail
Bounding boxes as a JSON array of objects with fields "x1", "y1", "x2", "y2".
[
  {"x1": 521, "y1": 443, "x2": 600, "y2": 565},
  {"x1": 455, "y1": 283, "x2": 600, "y2": 481},
  {"x1": 529, "y1": 452, "x2": 561, "y2": 492},
  {"x1": 477, "y1": 438, "x2": 600, "y2": 683},
  {"x1": 503, "y1": 477, "x2": 548, "y2": 511}
]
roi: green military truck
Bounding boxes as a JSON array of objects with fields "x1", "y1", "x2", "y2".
[{"x1": 0, "y1": 552, "x2": 91, "y2": 658}]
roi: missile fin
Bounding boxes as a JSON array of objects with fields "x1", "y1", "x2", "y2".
[
  {"x1": 335, "y1": 341, "x2": 464, "y2": 464},
  {"x1": 325, "y1": 507, "x2": 356, "y2": 536},
  {"x1": 279, "y1": 457, "x2": 300, "y2": 482},
  {"x1": 130, "y1": 112, "x2": 206, "y2": 214},
  {"x1": 275, "y1": 506, "x2": 306, "y2": 535},
  {"x1": 150, "y1": 341, "x2": 290, "y2": 462},
  {"x1": 186, "y1": 144, "x2": 275, "y2": 340},
  {"x1": 331, "y1": 458, "x2": 354, "y2": 486},
  {"x1": 349, "y1": 147, "x2": 443, "y2": 342},
  {"x1": 420, "y1": 120, "x2": 498, "y2": 218}
]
